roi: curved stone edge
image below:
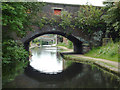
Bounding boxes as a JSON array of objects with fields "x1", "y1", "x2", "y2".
[{"x1": 61, "y1": 54, "x2": 120, "y2": 80}]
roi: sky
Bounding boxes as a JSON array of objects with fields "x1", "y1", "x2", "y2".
[{"x1": 38, "y1": 0, "x2": 106, "y2": 6}]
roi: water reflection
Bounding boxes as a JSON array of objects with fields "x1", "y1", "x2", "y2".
[
  {"x1": 30, "y1": 46, "x2": 63, "y2": 74},
  {"x1": 25, "y1": 63, "x2": 83, "y2": 82},
  {"x1": 3, "y1": 46, "x2": 120, "y2": 88}
]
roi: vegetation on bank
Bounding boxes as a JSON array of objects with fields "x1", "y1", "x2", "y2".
[
  {"x1": 2, "y1": 40, "x2": 29, "y2": 85},
  {"x1": 85, "y1": 42, "x2": 119, "y2": 62},
  {"x1": 63, "y1": 54, "x2": 120, "y2": 79},
  {"x1": 32, "y1": 38, "x2": 48, "y2": 45},
  {"x1": 102, "y1": 2, "x2": 120, "y2": 40},
  {"x1": 2, "y1": 2, "x2": 44, "y2": 85},
  {"x1": 2, "y1": 1, "x2": 120, "y2": 85},
  {"x1": 57, "y1": 39, "x2": 119, "y2": 63},
  {"x1": 2, "y1": 2, "x2": 45, "y2": 37},
  {"x1": 58, "y1": 40, "x2": 119, "y2": 62},
  {"x1": 57, "y1": 40, "x2": 73, "y2": 49},
  {"x1": 32, "y1": 37, "x2": 55, "y2": 46}
]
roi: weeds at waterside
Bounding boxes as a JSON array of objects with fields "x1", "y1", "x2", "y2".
[{"x1": 85, "y1": 42, "x2": 119, "y2": 62}]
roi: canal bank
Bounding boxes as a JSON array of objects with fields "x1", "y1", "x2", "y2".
[
  {"x1": 58, "y1": 46, "x2": 120, "y2": 77},
  {"x1": 4, "y1": 46, "x2": 120, "y2": 88}
]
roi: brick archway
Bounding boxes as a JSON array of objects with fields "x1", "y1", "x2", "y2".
[{"x1": 21, "y1": 25, "x2": 87, "y2": 53}]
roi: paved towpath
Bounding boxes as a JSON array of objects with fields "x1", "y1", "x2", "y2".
[{"x1": 58, "y1": 46, "x2": 119, "y2": 73}]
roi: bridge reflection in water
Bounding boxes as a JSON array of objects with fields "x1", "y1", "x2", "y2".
[{"x1": 4, "y1": 46, "x2": 119, "y2": 88}]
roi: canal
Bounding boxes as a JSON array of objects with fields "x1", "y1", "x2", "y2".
[{"x1": 4, "y1": 46, "x2": 120, "y2": 88}]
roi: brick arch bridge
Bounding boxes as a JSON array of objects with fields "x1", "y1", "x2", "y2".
[
  {"x1": 21, "y1": 25, "x2": 92, "y2": 54},
  {"x1": 19, "y1": 3, "x2": 103, "y2": 54}
]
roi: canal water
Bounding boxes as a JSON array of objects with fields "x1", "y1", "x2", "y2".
[{"x1": 4, "y1": 46, "x2": 120, "y2": 88}]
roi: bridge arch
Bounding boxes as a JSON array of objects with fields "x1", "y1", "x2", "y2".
[
  {"x1": 21, "y1": 25, "x2": 91, "y2": 54},
  {"x1": 22, "y1": 27, "x2": 85, "y2": 53},
  {"x1": 23, "y1": 31, "x2": 83, "y2": 53}
]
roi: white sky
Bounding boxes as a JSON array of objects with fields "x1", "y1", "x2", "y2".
[{"x1": 38, "y1": 0, "x2": 106, "y2": 6}]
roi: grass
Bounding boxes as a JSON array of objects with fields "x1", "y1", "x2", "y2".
[
  {"x1": 63, "y1": 54, "x2": 120, "y2": 76},
  {"x1": 85, "y1": 42, "x2": 119, "y2": 62},
  {"x1": 57, "y1": 42, "x2": 73, "y2": 49}
]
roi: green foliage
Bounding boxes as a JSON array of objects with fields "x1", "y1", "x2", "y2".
[
  {"x1": 2, "y1": 2, "x2": 27, "y2": 36},
  {"x1": 57, "y1": 42, "x2": 66, "y2": 47},
  {"x1": 75, "y1": 5, "x2": 105, "y2": 33},
  {"x1": 32, "y1": 38, "x2": 49, "y2": 45},
  {"x1": 48, "y1": 17, "x2": 58, "y2": 26},
  {"x1": 2, "y1": 2, "x2": 45, "y2": 37},
  {"x1": 65, "y1": 60, "x2": 73, "y2": 67},
  {"x1": 57, "y1": 39, "x2": 73, "y2": 49},
  {"x1": 3, "y1": 2, "x2": 119, "y2": 41},
  {"x1": 102, "y1": 2, "x2": 120, "y2": 38},
  {"x1": 68, "y1": 40, "x2": 73, "y2": 49},
  {"x1": 38, "y1": 17, "x2": 48, "y2": 29},
  {"x1": 36, "y1": 5, "x2": 105, "y2": 34},
  {"x1": 85, "y1": 42, "x2": 119, "y2": 62},
  {"x1": 37, "y1": 11, "x2": 73, "y2": 30},
  {"x1": 2, "y1": 40, "x2": 29, "y2": 84},
  {"x1": 2, "y1": 2, "x2": 44, "y2": 85},
  {"x1": 59, "y1": 11, "x2": 72, "y2": 29},
  {"x1": 32, "y1": 38, "x2": 39, "y2": 43}
]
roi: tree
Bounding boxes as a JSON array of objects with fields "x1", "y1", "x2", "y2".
[
  {"x1": 2, "y1": 40, "x2": 29, "y2": 85},
  {"x1": 75, "y1": 5, "x2": 106, "y2": 34},
  {"x1": 102, "y1": 2, "x2": 120, "y2": 41},
  {"x1": 2, "y1": 2, "x2": 45, "y2": 85},
  {"x1": 2, "y1": 2, "x2": 45, "y2": 38}
]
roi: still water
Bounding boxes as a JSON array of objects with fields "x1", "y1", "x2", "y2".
[
  {"x1": 30, "y1": 46, "x2": 63, "y2": 74},
  {"x1": 4, "y1": 46, "x2": 120, "y2": 88}
]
